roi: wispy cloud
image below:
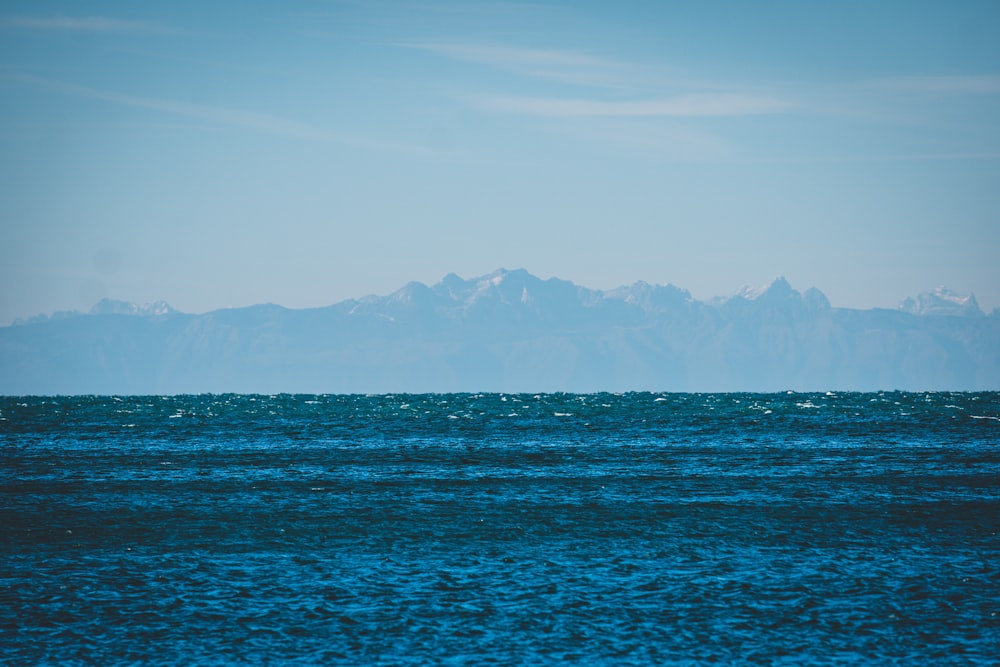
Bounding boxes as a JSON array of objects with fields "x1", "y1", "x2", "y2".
[
  {"x1": 875, "y1": 75, "x2": 1000, "y2": 95},
  {"x1": 407, "y1": 42, "x2": 609, "y2": 71},
  {"x1": 403, "y1": 41, "x2": 793, "y2": 119},
  {"x1": 0, "y1": 15, "x2": 163, "y2": 33},
  {"x1": 749, "y1": 151, "x2": 1000, "y2": 163},
  {"x1": 550, "y1": 118, "x2": 734, "y2": 161},
  {"x1": 399, "y1": 42, "x2": 666, "y2": 91},
  {"x1": 6, "y1": 74, "x2": 429, "y2": 154},
  {"x1": 470, "y1": 93, "x2": 793, "y2": 117}
]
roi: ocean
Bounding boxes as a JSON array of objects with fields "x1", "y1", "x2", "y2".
[{"x1": 2, "y1": 392, "x2": 998, "y2": 665}]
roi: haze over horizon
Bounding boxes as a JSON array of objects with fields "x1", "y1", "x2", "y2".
[
  {"x1": 5, "y1": 266, "x2": 997, "y2": 394},
  {"x1": 2, "y1": 1, "x2": 999, "y2": 326},
  {"x1": 9, "y1": 268, "x2": 996, "y2": 323}
]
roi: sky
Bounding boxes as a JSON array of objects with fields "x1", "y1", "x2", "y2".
[{"x1": 1, "y1": 0, "x2": 999, "y2": 324}]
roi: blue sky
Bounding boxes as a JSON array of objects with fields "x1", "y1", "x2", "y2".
[{"x1": 2, "y1": 0, "x2": 999, "y2": 323}]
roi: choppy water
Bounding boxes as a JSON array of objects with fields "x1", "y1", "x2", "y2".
[{"x1": 2, "y1": 392, "x2": 999, "y2": 665}]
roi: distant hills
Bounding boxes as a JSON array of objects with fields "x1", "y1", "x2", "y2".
[{"x1": 2, "y1": 269, "x2": 998, "y2": 394}]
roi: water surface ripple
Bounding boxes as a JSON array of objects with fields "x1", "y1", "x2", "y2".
[{"x1": 2, "y1": 392, "x2": 998, "y2": 665}]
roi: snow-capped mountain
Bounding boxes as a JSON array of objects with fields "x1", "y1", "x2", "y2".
[
  {"x1": 732, "y1": 276, "x2": 798, "y2": 302},
  {"x1": 2, "y1": 270, "x2": 996, "y2": 394},
  {"x1": 899, "y1": 287, "x2": 983, "y2": 317},
  {"x1": 13, "y1": 299, "x2": 179, "y2": 325},
  {"x1": 89, "y1": 299, "x2": 179, "y2": 317}
]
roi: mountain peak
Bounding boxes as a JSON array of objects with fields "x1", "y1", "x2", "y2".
[
  {"x1": 721, "y1": 276, "x2": 798, "y2": 305},
  {"x1": 736, "y1": 276, "x2": 793, "y2": 301},
  {"x1": 899, "y1": 287, "x2": 983, "y2": 317},
  {"x1": 466, "y1": 268, "x2": 548, "y2": 303},
  {"x1": 608, "y1": 281, "x2": 692, "y2": 312},
  {"x1": 715, "y1": 277, "x2": 831, "y2": 313},
  {"x1": 4, "y1": 270, "x2": 998, "y2": 392},
  {"x1": 483, "y1": 267, "x2": 533, "y2": 286},
  {"x1": 89, "y1": 299, "x2": 178, "y2": 316},
  {"x1": 390, "y1": 281, "x2": 432, "y2": 301}
]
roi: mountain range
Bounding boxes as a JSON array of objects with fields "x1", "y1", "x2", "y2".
[{"x1": 2, "y1": 269, "x2": 997, "y2": 394}]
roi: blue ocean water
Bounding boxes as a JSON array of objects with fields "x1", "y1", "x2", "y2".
[{"x1": 1, "y1": 392, "x2": 998, "y2": 665}]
